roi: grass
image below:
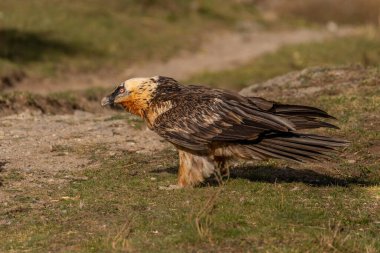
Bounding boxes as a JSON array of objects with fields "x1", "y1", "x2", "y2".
[
  {"x1": 0, "y1": 0, "x2": 261, "y2": 79},
  {"x1": 268, "y1": 0, "x2": 380, "y2": 25},
  {"x1": 1, "y1": 67, "x2": 379, "y2": 252},
  {"x1": 0, "y1": 87, "x2": 112, "y2": 116},
  {"x1": 187, "y1": 34, "x2": 380, "y2": 90},
  {"x1": 1, "y1": 151, "x2": 379, "y2": 252}
]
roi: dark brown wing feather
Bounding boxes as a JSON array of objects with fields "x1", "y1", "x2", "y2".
[
  {"x1": 151, "y1": 84, "x2": 341, "y2": 153},
  {"x1": 246, "y1": 96, "x2": 339, "y2": 130}
]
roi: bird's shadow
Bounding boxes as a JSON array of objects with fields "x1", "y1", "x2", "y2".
[{"x1": 151, "y1": 164, "x2": 373, "y2": 187}]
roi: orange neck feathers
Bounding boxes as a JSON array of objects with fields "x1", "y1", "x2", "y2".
[{"x1": 121, "y1": 90, "x2": 152, "y2": 117}]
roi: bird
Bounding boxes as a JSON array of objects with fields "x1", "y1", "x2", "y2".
[{"x1": 101, "y1": 76, "x2": 348, "y2": 188}]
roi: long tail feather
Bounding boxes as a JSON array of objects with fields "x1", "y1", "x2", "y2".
[
  {"x1": 232, "y1": 133, "x2": 348, "y2": 163},
  {"x1": 273, "y1": 104, "x2": 336, "y2": 119},
  {"x1": 274, "y1": 104, "x2": 339, "y2": 130}
]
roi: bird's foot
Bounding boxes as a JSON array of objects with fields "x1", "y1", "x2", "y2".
[{"x1": 158, "y1": 184, "x2": 184, "y2": 190}]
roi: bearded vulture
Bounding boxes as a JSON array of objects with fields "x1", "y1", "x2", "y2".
[{"x1": 101, "y1": 76, "x2": 348, "y2": 188}]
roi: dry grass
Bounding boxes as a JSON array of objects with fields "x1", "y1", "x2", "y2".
[
  {"x1": 194, "y1": 187, "x2": 222, "y2": 242},
  {"x1": 110, "y1": 215, "x2": 134, "y2": 252}
]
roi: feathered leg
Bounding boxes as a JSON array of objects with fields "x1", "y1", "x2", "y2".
[{"x1": 176, "y1": 150, "x2": 215, "y2": 187}]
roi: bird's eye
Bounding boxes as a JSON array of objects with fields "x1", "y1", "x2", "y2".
[{"x1": 119, "y1": 88, "x2": 125, "y2": 94}]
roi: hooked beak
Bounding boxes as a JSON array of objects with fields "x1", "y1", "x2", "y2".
[
  {"x1": 101, "y1": 84, "x2": 125, "y2": 107},
  {"x1": 101, "y1": 96, "x2": 113, "y2": 107}
]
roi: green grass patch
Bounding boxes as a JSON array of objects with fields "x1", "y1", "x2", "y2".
[
  {"x1": 270, "y1": 0, "x2": 380, "y2": 25},
  {"x1": 0, "y1": 0, "x2": 261, "y2": 79},
  {"x1": 187, "y1": 35, "x2": 380, "y2": 90},
  {"x1": 1, "y1": 149, "x2": 378, "y2": 252}
]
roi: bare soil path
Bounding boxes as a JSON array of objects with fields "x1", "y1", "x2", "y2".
[
  {"x1": 13, "y1": 26, "x2": 361, "y2": 94},
  {"x1": 130, "y1": 27, "x2": 360, "y2": 79}
]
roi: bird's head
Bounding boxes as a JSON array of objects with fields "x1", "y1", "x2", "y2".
[{"x1": 101, "y1": 77, "x2": 159, "y2": 116}]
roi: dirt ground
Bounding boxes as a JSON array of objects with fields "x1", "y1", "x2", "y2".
[{"x1": 0, "y1": 111, "x2": 169, "y2": 203}]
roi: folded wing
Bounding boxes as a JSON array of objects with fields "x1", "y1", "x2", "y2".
[{"x1": 152, "y1": 88, "x2": 338, "y2": 153}]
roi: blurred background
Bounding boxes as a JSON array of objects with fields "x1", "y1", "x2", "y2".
[{"x1": 0, "y1": 0, "x2": 379, "y2": 104}]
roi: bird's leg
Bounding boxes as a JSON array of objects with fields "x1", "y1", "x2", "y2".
[
  {"x1": 215, "y1": 157, "x2": 227, "y2": 174},
  {"x1": 159, "y1": 150, "x2": 216, "y2": 190},
  {"x1": 177, "y1": 150, "x2": 205, "y2": 187},
  {"x1": 175, "y1": 150, "x2": 215, "y2": 187},
  {"x1": 214, "y1": 157, "x2": 229, "y2": 185}
]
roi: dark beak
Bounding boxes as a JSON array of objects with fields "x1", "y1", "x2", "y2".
[
  {"x1": 101, "y1": 85, "x2": 124, "y2": 107},
  {"x1": 101, "y1": 96, "x2": 113, "y2": 107}
]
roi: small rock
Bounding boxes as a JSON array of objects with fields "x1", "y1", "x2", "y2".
[
  {"x1": 290, "y1": 186, "x2": 300, "y2": 191},
  {"x1": 347, "y1": 159, "x2": 356, "y2": 164}
]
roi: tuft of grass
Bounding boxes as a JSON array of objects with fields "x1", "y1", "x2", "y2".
[
  {"x1": 48, "y1": 91, "x2": 78, "y2": 106},
  {"x1": 0, "y1": 91, "x2": 85, "y2": 116},
  {"x1": 187, "y1": 34, "x2": 380, "y2": 90},
  {"x1": 0, "y1": 87, "x2": 115, "y2": 116}
]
